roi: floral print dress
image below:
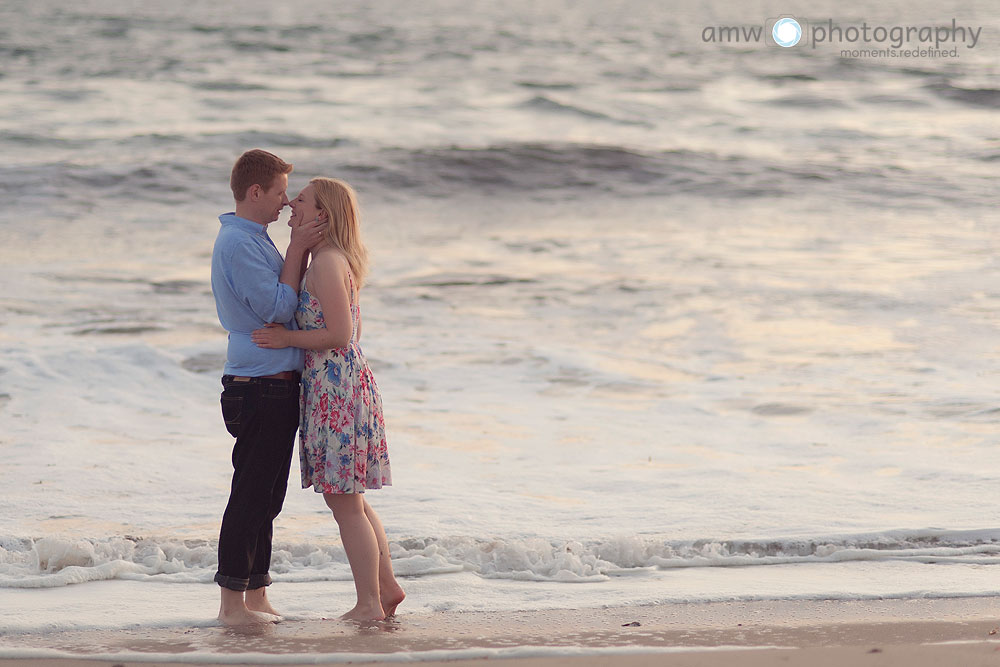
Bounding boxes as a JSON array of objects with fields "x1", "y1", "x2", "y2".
[{"x1": 295, "y1": 271, "x2": 391, "y2": 494}]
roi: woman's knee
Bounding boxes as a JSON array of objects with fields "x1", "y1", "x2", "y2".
[{"x1": 324, "y1": 492, "x2": 363, "y2": 520}]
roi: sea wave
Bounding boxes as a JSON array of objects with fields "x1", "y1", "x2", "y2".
[
  {"x1": 6, "y1": 143, "x2": 777, "y2": 203},
  {"x1": 356, "y1": 143, "x2": 791, "y2": 198},
  {"x1": 3, "y1": 530, "x2": 999, "y2": 589},
  {"x1": 354, "y1": 142, "x2": 994, "y2": 206},
  {"x1": 199, "y1": 130, "x2": 349, "y2": 149},
  {"x1": 517, "y1": 95, "x2": 650, "y2": 126},
  {"x1": 1, "y1": 135, "x2": 991, "y2": 209},
  {"x1": 925, "y1": 81, "x2": 1000, "y2": 109}
]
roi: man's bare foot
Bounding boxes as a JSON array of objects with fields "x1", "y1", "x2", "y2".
[
  {"x1": 340, "y1": 603, "x2": 386, "y2": 621},
  {"x1": 218, "y1": 607, "x2": 279, "y2": 627},
  {"x1": 245, "y1": 588, "x2": 282, "y2": 618},
  {"x1": 380, "y1": 582, "x2": 406, "y2": 618},
  {"x1": 245, "y1": 602, "x2": 283, "y2": 618}
]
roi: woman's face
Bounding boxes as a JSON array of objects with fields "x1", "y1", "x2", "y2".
[{"x1": 288, "y1": 183, "x2": 325, "y2": 227}]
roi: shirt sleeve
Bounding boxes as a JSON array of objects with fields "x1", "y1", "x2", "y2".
[{"x1": 228, "y1": 240, "x2": 298, "y2": 324}]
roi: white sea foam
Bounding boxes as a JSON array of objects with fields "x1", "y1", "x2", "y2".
[{"x1": 4, "y1": 530, "x2": 1000, "y2": 591}]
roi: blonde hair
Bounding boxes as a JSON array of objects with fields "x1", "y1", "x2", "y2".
[{"x1": 311, "y1": 177, "x2": 370, "y2": 286}]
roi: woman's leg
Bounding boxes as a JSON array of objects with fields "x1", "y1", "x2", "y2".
[
  {"x1": 324, "y1": 492, "x2": 384, "y2": 620},
  {"x1": 362, "y1": 498, "x2": 405, "y2": 617}
]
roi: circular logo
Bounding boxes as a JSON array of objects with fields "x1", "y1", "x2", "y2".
[{"x1": 772, "y1": 18, "x2": 802, "y2": 47}]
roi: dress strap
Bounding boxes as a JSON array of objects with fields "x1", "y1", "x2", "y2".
[{"x1": 346, "y1": 271, "x2": 359, "y2": 342}]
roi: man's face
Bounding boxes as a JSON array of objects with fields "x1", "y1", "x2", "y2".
[{"x1": 260, "y1": 173, "x2": 289, "y2": 224}]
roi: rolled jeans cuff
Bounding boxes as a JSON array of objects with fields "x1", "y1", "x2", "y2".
[{"x1": 214, "y1": 572, "x2": 273, "y2": 591}]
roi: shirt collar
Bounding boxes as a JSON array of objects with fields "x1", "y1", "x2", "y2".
[{"x1": 219, "y1": 212, "x2": 269, "y2": 237}]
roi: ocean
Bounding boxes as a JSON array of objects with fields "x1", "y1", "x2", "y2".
[{"x1": 1, "y1": 0, "x2": 999, "y2": 645}]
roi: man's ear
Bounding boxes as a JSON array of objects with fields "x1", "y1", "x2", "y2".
[{"x1": 248, "y1": 184, "x2": 261, "y2": 201}]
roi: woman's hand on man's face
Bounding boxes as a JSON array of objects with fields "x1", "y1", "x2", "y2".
[{"x1": 289, "y1": 215, "x2": 326, "y2": 251}]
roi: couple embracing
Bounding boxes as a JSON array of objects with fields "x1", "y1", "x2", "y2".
[{"x1": 210, "y1": 149, "x2": 404, "y2": 626}]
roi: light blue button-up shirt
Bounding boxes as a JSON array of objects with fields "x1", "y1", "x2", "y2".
[{"x1": 211, "y1": 213, "x2": 304, "y2": 376}]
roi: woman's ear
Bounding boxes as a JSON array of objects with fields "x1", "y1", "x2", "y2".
[{"x1": 318, "y1": 210, "x2": 328, "y2": 222}]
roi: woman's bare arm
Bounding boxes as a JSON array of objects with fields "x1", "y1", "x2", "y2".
[{"x1": 252, "y1": 252, "x2": 353, "y2": 351}]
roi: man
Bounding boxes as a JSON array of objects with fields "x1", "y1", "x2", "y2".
[{"x1": 210, "y1": 149, "x2": 324, "y2": 626}]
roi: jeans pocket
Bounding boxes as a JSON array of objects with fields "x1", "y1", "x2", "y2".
[{"x1": 221, "y1": 395, "x2": 244, "y2": 437}]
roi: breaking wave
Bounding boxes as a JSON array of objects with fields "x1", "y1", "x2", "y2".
[{"x1": 3, "y1": 529, "x2": 999, "y2": 589}]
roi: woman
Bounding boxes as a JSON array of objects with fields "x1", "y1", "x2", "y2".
[{"x1": 251, "y1": 177, "x2": 404, "y2": 621}]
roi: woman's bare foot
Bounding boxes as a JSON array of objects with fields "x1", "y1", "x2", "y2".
[
  {"x1": 340, "y1": 602, "x2": 386, "y2": 621},
  {"x1": 380, "y1": 582, "x2": 406, "y2": 618},
  {"x1": 245, "y1": 588, "x2": 282, "y2": 618}
]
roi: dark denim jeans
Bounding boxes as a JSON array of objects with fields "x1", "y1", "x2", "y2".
[{"x1": 215, "y1": 375, "x2": 299, "y2": 592}]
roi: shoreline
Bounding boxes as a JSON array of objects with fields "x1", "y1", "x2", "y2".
[
  {"x1": 2, "y1": 597, "x2": 999, "y2": 666},
  {"x1": 6, "y1": 649, "x2": 1000, "y2": 667}
]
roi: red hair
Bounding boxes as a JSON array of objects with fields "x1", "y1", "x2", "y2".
[{"x1": 230, "y1": 149, "x2": 293, "y2": 201}]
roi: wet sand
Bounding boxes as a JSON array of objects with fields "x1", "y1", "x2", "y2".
[{"x1": 2, "y1": 598, "x2": 999, "y2": 666}]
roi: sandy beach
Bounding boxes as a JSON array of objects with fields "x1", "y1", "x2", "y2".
[
  {"x1": 3, "y1": 597, "x2": 1000, "y2": 666},
  {"x1": 6, "y1": 649, "x2": 1000, "y2": 667}
]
